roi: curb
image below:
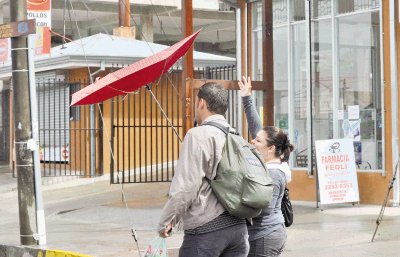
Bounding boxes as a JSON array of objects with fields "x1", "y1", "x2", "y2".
[{"x1": 0, "y1": 244, "x2": 93, "y2": 257}]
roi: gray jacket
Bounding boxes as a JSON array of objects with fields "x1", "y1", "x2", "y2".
[
  {"x1": 241, "y1": 95, "x2": 286, "y2": 241},
  {"x1": 158, "y1": 114, "x2": 229, "y2": 231}
]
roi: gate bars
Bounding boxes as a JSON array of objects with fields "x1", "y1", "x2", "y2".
[
  {"x1": 110, "y1": 65, "x2": 237, "y2": 184},
  {"x1": 35, "y1": 80, "x2": 100, "y2": 177}
]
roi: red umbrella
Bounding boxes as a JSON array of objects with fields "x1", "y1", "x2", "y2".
[{"x1": 71, "y1": 30, "x2": 200, "y2": 106}]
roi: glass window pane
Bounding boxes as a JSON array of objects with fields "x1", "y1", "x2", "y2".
[
  {"x1": 273, "y1": 0, "x2": 288, "y2": 25},
  {"x1": 312, "y1": 0, "x2": 332, "y2": 18},
  {"x1": 274, "y1": 27, "x2": 289, "y2": 133},
  {"x1": 292, "y1": 23, "x2": 308, "y2": 168},
  {"x1": 337, "y1": 11, "x2": 382, "y2": 170},
  {"x1": 312, "y1": 19, "x2": 333, "y2": 141},
  {"x1": 338, "y1": 0, "x2": 380, "y2": 14},
  {"x1": 292, "y1": 0, "x2": 306, "y2": 21},
  {"x1": 252, "y1": 2, "x2": 263, "y2": 81}
]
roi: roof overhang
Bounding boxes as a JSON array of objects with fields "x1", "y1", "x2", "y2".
[{"x1": 0, "y1": 54, "x2": 235, "y2": 80}]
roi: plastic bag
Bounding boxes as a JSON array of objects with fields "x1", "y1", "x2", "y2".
[{"x1": 144, "y1": 236, "x2": 168, "y2": 257}]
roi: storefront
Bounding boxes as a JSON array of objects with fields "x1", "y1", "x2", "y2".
[{"x1": 250, "y1": 0, "x2": 399, "y2": 204}]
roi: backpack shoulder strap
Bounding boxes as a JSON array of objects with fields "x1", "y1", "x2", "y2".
[
  {"x1": 202, "y1": 121, "x2": 238, "y2": 135},
  {"x1": 202, "y1": 121, "x2": 229, "y2": 135},
  {"x1": 201, "y1": 122, "x2": 229, "y2": 184}
]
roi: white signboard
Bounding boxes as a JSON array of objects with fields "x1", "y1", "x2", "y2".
[
  {"x1": 27, "y1": 0, "x2": 51, "y2": 55},
  {"x1": 348, "y1": 105, "x2": 359, "y2": 120},
  {"x1": 39, "y1": 145, "x2": 69, "y2": 163},
  {"x1": 315, "y1": 138, "x2": 359, "y2": 205}
]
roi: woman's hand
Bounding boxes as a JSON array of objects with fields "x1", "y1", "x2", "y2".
[{"x1": 238, "y1": 76, "x2": 252, "y2": 97}]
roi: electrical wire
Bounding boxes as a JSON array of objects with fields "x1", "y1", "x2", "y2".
[
  {"x1": 77, "y1": 0, "x2": 114, "y2": 38},
  {"x1": 117, "y1": 0, "x2": 183, "y2": 97},
  {"x1": 64, "y1": 2, "x2": 195, "y2": 254},
  {"x1": 148, "y1": 0, "x2": 169, "y2": 42},
  {"x1": 66, "y1": 1, "x2": 142, "y2": 256},
  {"x1": 68, "y1": 0, "x2": 93, "y2": 83}
]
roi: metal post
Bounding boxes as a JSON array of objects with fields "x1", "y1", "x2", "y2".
[
  {"x1": 262, "y1": 0, "x2": 274, "y2": 126},
  {"x1": 90, "y1": 64, "x2": 105, "y2": 178},
  {"x1": 28, "y1": 34, "x2": 46, "y2": 245},
  {"x1": 236, "y1": 4, "x2": 243, "y2": 134},
  {"x1": 90, "y1": 105, "x2": 96, "y2": 177},
  {"x1": 119, "y1": 0, "x2": 131, "y2": 27},
  {"x1": 332, "y1": 0, "x2": 339, "y2": 139},
  {"x1": 389, "y1": 0, "x2": 399, "y2": 206},
  {"x1": 182, "y1": 0, "x2": 193, "y2": 134},
  {"x1": 305, "y1": 0, "x2": 313, "y2": 177},
  {"x1": 240, "y1": 0, "x2": 247, "y2": 76},
  {"x1": 10, "y1": 0, "x2": 37, "y2": 245}
]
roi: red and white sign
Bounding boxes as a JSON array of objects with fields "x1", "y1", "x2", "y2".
[
  {"x1": 40, "y1": 145, "x2": 69, "y2": 163},
  {"x1": 0, "y1": 38, "x2": 9, "y2": 62},
  {"x1": 27, "y1": 0, "x2": 51, "y2": 55},
  {"x1": 315, "y1": 138, "x2": 360, "y2": 205}
]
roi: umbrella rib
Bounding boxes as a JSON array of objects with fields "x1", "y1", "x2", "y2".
[{"x1": 107, "y1": 85, "x2": 138, "y2": 95}]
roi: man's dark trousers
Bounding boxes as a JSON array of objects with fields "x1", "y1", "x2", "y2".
[{"x1": 179, "y1": 223, "x2": 249, "y2": 257}]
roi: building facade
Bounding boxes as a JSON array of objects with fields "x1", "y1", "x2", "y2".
[
  {"x1": 251, "y1": 0, "x2": 399, "y2": 204},
  {"x1": 0, "y1": 0, "x2": 399, "y2": 205}
]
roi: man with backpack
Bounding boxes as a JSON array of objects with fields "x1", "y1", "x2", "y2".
[{"x1": 158, "y1": 82, "x2": 250, "y2": 257}]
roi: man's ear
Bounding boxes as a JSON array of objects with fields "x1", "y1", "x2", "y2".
[{"x1": 198, "y1": 98, "x2": 206, "y2": 109}]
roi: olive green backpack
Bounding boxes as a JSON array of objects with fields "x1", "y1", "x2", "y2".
[{"x1": 203, "y1": 122, "x2": 274, "y2": 219}]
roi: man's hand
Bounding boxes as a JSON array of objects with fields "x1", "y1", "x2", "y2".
[
  {"x1": 238, "y1": 76, "x2": 252, "y2": 97},
  {"x1": 159, "y1": 223, "x2": 173, "y2": 238}
]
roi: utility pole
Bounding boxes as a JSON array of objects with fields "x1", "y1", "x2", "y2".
[{"x1": 10, "y1": 0, "x2": 37, "y2": 245}]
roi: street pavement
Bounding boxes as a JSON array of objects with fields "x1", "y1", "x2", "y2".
[{"x1": 1, "y1": 165, "x2": 400, "y2": 257}]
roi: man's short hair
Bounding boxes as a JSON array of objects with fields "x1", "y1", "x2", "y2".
[{"x1": 197, "y1": 82, "x2": 228, "y2": 115}]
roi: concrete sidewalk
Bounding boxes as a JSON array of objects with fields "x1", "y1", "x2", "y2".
[{"x1": 0, "y1": 168, "x2": 400, "y2": 257}]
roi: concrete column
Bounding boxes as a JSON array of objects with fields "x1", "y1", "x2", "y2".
[
  {"x1": 140, "y1": 14, "x2": 153, "y2": 42},
  {"x1": 0, "y1": 4, "x2": 4, "y2": 23}
]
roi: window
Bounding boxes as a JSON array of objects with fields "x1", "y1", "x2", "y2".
[
  {"x1": 252, "y1": 0, "x2": 384, "y2": 171},
  {"x1": 69, "y1": 83, "x2": 81, "y2": 121},
  {"x1": 338, "y1": 0, "x2": 380, "y2": 14},
  {"x1": 337, "y1": 11, "x2": 382, "y2": 169},
  {"x1": 274, "y1": 27, "x2": 289, "y2": 132}
]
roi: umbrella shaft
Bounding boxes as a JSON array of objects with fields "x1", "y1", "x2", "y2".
[{"x1": 146, "y1": 85, "x2": 183, "y2": 143}]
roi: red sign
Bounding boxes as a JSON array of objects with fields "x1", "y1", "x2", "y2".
[
  {"x1": 34, "y1": 27, "x2": 51, "y2": 55},
  {"x1": 27, "y1": 0, "x2": 50, "y2": 10},
  {"x1": 0, "y1": 39, "x2": 8, "y2": 62}
]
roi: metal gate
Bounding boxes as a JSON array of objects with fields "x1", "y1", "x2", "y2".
[
  {"x1": 111, "y1": 66, "x2": 237, "y2": 184},
  {"x1": 37, "y1": 80, "x2": 102, "y2": 177},
  {"x1": 110, "y1": 69, "x2": 183, "y2": 183},
  {"x1": 0, "y1": 90, "x2": 10, "y2": 162}
]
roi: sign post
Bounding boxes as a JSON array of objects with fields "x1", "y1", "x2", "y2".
[
  {"x1": 315, "y1": 139, "x2": 360, "y2": 205},
  {"x1": 3, "y1": 17, "x2": 46, "y2": 245},
  {"x1": 28, "y1": 33, "x2": 46, "y2": 245}
]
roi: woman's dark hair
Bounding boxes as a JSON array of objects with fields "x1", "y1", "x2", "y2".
[
  {"x1": 262, "y1": 126, "x2": 294, "y2": 162},
  {"x1": 197, "y1": 82, "x2": 228, "y2": 115}
]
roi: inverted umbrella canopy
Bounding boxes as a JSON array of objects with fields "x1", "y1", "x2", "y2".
[{"x1": 70, "y1": 30, "x2": 200, "y2": 106}]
